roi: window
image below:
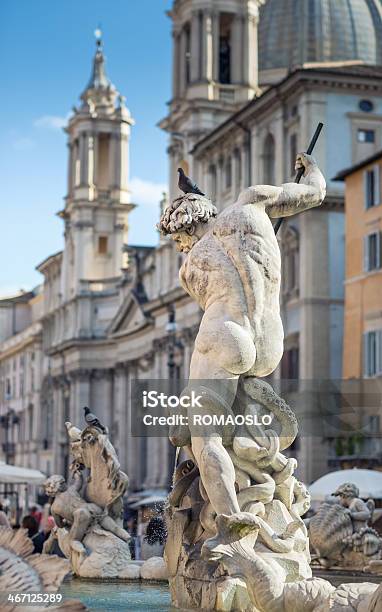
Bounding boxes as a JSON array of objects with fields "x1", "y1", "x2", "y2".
[
  {"x1": 364, "y1": 166, "x2": 381, "y2": 208},
  {"x1": 219, "y1": 14, "x2": 232, "y2": 84},
  {"x1": 364, "y1": 232, "x2": 381, "y2": 271},
  {"x1": 364, "y1": 330, "x2": 382, "y2": 377},
  {"x1": 359, "y1": 99, "x2": 374, "y2": 113},
  {"x1": 225, "y1": 156, "x2": 232, "y2": 189},
  {"x1": 263, "y1": 133, "x2": 275, "y2": 184},
  {"x1": 5, "y1": 378, "x2": 11, "y2": 399},
  {"x1": 281, "y1": 347, "x2": 299, "y2": 380},
  {"x1": 98, "y1": 236, "x2": 108, "y2": 255},
  {"x1": 282, "y1": 226, "x2": 299, "y2": 296},
  {"x1": 358, "y1": 129, "x2": 375, "y2": 143}
]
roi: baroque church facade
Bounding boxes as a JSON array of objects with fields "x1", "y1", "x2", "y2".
[{"x1": 1, "y1": 0, "x2": 382, "y2": 494}]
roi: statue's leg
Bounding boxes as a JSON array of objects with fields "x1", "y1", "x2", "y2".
[
  {"x1": 70, "y1": 507, "x2": 92, "y2": 552},
  {"x1": 100, "y1": 515, "x2": 131, "y2": 542},
  {"x1": 188, "y1": 320, "x2": 255, "y2": 516}
]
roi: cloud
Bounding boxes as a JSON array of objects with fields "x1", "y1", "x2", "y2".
[
  {"x1": 130, "y1": 177, "x2": 167, "y2": 206},
  {"x1": 12, "y1": 137, "x2": 35, "y2": 151},
  {"x1": 34, "y1": 114, "x2": 68, "y2": 130}
]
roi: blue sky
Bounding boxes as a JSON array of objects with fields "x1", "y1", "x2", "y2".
[{"x1": 0, "y1": 0, "x2": 173, "y2": 294}]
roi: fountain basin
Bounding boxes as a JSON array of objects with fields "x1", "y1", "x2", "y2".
[{"x1": 60, "y1": 578, "x2": 171, "y2": 610}]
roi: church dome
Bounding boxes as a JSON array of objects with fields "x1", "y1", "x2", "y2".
[{"x1": 258, "y1": 0, "x2": 382, "y2": 83}]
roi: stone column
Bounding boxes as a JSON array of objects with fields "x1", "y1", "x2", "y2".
[
  {"x1": 108, "y1": 134, "x2": 118, "y2": 189},
  {"x1": 243, "y1": 15, "x2": 258, "y2": 89},
  {"x1": 70, "y1": 369, "x2": 91, "y2": 427},
  {"x1": 67, "y1": 142, "x2": 73, "y2": 196},
  {"x1": 190, "y1": 11, "x2": 201, "y2": 82},
  {"x1": 120, "y1": 134, "x2": 129, "y2": 191},
  {"x1": 212, "y1": 11, "x2": 220, "y2": 82},
  {"x1": 80, "y1": 132, "x2": 89, "y2": 186},
  {"x1": 297, "y1": 209, "x2": 331, "y2": 484},
  {"x1": 78, "y1": 133, "x2": 85, "y2": 186},
  {"x1": 233, "y1": 148, "x2": 241, "y2": 198},
  {"x1": 88, "y1": 135, "x2": 94, "y2": 187},
  {"x1": 92, "y1": 132, "x2": 98, "y2": 187},
  {"x1": 172, "y1": 31, "x2": 181, "y2": 98},
  {"x1": 179, "y1": 27, "x2": 187, "y2": 94},
  {"x1": 113, "y1": 364, "x2": 128, "y2": 465},
  {"x1": 201, "y1": 10, "x2": 213, "y2": 82},
  {"x1": 216, "y1": 157, "x2": 224, "y2": 206}
]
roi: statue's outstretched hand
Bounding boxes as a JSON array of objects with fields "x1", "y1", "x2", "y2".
[{"x1": 295, "y1": 152, "x2": 316, "y2": 175}]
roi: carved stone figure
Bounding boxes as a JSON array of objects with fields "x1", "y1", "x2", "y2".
[
  {"x1": 308, "y1": 482, "x2": 382, "y2": 570},
  {"x1": 159, "y1": 156, "x2": 382, "y2": 610},
  {"x1": 43, "y1": 415, "x2": 131, "y2": 578}
]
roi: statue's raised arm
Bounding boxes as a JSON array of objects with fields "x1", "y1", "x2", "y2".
[{"x1": 238, "y1": 153, "x2": 326, "y2": 218}]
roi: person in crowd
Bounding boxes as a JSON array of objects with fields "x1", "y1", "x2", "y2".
[
  {"x1": 30, "y1": 505, "x2": 42, "y2": 526},
  {"x1": 22, "y1": 515, "x2": 45, "y2": 553},
  {"x1": 0, "y1": 501, "x2": 10, "y2": 528}
]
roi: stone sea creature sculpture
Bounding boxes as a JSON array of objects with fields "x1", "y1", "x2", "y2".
[
  {"x1": 308, "y1": 483, "x2": 382, "y2": 570},
  {"x1": 203, "y1": 517, "x2": 381, "y2": 612},
  {"x1": 0, "y1": 526, "x2": 86, "y2": 612},
  {"x1": 43, "y1": 411, "x2": 131, "y2": 578}
]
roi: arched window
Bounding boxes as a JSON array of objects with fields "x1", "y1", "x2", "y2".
[
  {"x1": 263, "y1": 133, "x2": 275, "y2": 184},
  {"x1": 209, "y1": 164, "x2": 217, "y2": 200},
  {"x1": 281, "y1": 225, "x2": 299, "y2": 298}
]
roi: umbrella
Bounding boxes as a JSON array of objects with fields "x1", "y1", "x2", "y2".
[
  {"x1": 309, "y1": 468, "x2": 382, "y2": 501},
  {"x1": 0, "y1": 461, "x2": 46, "y2": 484}
]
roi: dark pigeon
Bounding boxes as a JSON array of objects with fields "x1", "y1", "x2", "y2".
[
  {"x1": 177, "y1": 167, "x2": 205, "y2": 196},
  {"x1": 83, "y1": 406, "x2": 107, "y2": 434}
]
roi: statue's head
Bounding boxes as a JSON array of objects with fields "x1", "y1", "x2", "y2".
[
  {"x1": 158, "y1": 193, "x2": 217, "y2": 252},
  {"x1": 333, "y1": 482, "x2": 359, "y2": 504},
  {"x1": 44, "y1": 475, "x2": 67, "y2": 497}
]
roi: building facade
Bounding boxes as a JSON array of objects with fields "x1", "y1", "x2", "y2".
[
  {"x1": 331, "y1": 150, "x2": 382, "y2": 469},
  {"x1": 1, "y1": 0, "x2": 382, "y2": 498}
]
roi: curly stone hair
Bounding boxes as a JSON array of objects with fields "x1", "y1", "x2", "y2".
[
  {"x1": 333, "y1": 482, "x2": 359, "y2": 499},
  {"x1": 44, "y1": 475, "x2": 66, "y2": 498},
  {"x1": 158, "y1": 193, "x2": 217, "y2": 235}
]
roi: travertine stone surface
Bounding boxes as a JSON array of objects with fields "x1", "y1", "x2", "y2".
[
  {"x1": 308, "y1": 483, "x2": 382, "y2": 572},
  {"x1": 43, "y1": 418, "x2": 131, "y2": 578},
  {"x1": 161, "y1": 156, "x2": 382, "y2": 610}
]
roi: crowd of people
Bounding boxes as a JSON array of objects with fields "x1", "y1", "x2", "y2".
[{"x1": 0, "y1": 497, "x2": 167, "y2": 560}]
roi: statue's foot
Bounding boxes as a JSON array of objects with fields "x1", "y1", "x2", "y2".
[
  {"x1": 201, "y1": 512, "x2": 261, "y2": 562},
  {"x1": 70, "y1": 540, "x2": 86, "y2": 554}
]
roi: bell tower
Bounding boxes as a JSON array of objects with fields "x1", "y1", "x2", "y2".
[
  {"x1": 60, "y1": 31, "x2": 134, "y2": 301},
  {"x1": 160, "y1": 0, "x2": 264, "y2": 200}
]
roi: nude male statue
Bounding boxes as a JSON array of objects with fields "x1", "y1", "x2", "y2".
[
  {"x1": 44, "y1": 469, "x2": 130, "y2": 554},
  {"x1": 159, "y1": 153, "x2": 326, "y2": 522}
]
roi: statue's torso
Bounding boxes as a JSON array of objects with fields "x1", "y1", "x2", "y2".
[
  {"x1": 180, "y1": 202, "x2": 281, "y2": 319},
  {"x1": 180, "y1": 202, "x2": 283, "y2": 375}
]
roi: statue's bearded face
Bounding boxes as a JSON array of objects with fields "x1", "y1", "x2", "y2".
[{"x1": 171, "y1": 231, "x2": 194, "y2": 253}]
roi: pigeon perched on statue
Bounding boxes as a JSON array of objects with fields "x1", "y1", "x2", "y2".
[
  {"x1": 83, "y1": 406, "x2": 108, "y2": 434},
  {"x1": 177, "y1": 167, "x2": 205, "y2": 196}
]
